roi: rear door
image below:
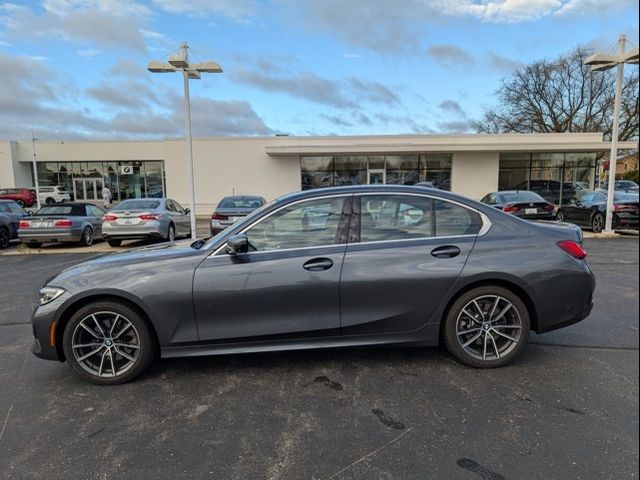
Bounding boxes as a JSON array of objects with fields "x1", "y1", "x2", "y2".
[
  {"x1": 339, "y1": 194, "x2": 483, "y2": 335},
  {"x1": 193, "y1": 195, "x2": 352, "y2": 341}
]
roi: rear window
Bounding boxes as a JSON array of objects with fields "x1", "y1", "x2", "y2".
[
  {"x1": 35, "y1": 205, "x2": 81, "y2": 216},
  {"x1": 218, "y1": 197, "x2": 264, "y2": 209},
  {"x1": 614, "y1": 192, "x2": 639, "y2": 202},
  {"x1": 434, "y1": 201, "x2": 482, "y2": 236},
  {"x1": 498, "y1": 191, "x2": 546, "y2": 203},
  {"x1": 114, "y1": 200, "x2": 160, "y2": 210}
]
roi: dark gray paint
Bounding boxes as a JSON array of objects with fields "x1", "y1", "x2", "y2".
[{"x1": 30, "y1": 185, "x2": 595, "y2": 362}]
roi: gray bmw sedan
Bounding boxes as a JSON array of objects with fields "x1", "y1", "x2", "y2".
[{"x1": 31, "y1": 185, "x2": 595, "y2": 384}]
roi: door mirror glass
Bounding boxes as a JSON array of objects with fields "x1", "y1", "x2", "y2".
[
  {"x1": 184, "y1": 208, "x2": 190, "y2": 215},
  {"x1": 225, "y1": 233, "x2": 249, "y2": 255}
]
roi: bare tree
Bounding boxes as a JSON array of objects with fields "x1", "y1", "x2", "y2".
[{"x1": 473, "y1": 48, "x2": 639, "y2": 141}]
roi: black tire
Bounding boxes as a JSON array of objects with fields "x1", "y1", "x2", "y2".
[
  {"x1": 16, "y1": 200, "x2": 24, "y2": 208},
  {"x1": 45, "y1": 197, "x2": 55, "y2": 204},
  {"x1": 166, "y1": 224, "x2": 175, "y2": 242},
  {"x1": 62, "y1": 300, "x2": 157, "y2": 385},
  {"x1": 107, "y1": 239, "x2": 122, "y2": 247},
  {"x1": 443, "y1": 286, "x2": 530, "y2": 368},
  {"x1": 78, "y1": 227, "x2": 93, "y2": 246},
  {"x1": 556, "y1": 209, "x2": 565, "y2": 222},
  {"x1": 0, "y1": 227, "x2": 9, "y2": 249},
  {"x1": 591, "y1": 212, "x2": 604, "y2": 233},
  {"x1": 25, "y1": 242, "x2": 43, "y2": 248}
]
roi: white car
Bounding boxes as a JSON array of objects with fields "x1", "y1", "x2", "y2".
[{"x1": 38, "y1": 186, "x2": 71, "y2": 204}]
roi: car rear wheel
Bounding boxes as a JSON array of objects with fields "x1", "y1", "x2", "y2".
[
  {"x1": 78, "y1": 227, "x2": 93, "y2": 246},
  {"x1": 62, "y1": 301, "x2": 157, "y2": 385},
  {"x1": 443, "y1": 286, "x2": 530, "y2": 368},
  {"x1": 592, "y1": 212, "x2": 604, "y2": 233},
  {"x1": 0, "y1": 227, "x2": 9, "y2": 249},
  {"x1": 166, "y1": 224, "x2": 175, "y2": 242},
  {"x1": 16, "y1": 200, "x2": 24, "y2": 208},
  {"x1": 107, "y1": 239, "x2": 122, "y2": 247},
  {"x1": 45, "y1": 197, "x2": 55, "y2": 204},
  {"x1": 556, "y1": 209, "x2": 566, "y2": 222}
]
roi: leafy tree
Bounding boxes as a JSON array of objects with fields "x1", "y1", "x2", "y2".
[
  {"x1": 622, "y1": 170, "x2": 639, "y2": 184},
  {"x1": 473, "y1": 48, "x2": 639, "y2": 141}
]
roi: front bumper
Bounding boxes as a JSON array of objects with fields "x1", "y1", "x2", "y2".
[{"x1": 31, "y1": 290, "x2": 72, "y2": 361}]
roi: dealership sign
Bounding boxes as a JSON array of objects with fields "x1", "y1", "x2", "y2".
[{"x1": 120, "y1": 165, "x2": 134, "y2": 175}]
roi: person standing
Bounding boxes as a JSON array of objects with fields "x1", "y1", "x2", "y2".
[{"x1": 102, "y1": 185, "x2": 112, "y2": 209}]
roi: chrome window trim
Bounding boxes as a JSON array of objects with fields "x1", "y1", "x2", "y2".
[{"x1": 209, "y1": 190, "x2": 492, "y2": 258}]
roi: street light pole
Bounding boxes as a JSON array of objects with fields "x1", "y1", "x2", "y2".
[
  {"x1": 148, "y1": 43, "x2": 223, "y2": 240},
  {"x1": 584, "y1": 35, "x2": 639, "y2": 234},
  {"x1": 182, "y1": 69, "x2": 197, "y2": 240},
  {"x1": 31, "y1": 130, "x2": 41, "y2": 211}
]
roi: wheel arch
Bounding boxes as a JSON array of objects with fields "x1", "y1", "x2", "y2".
[
  {"x1": 55, "y1": 292, "x2": 160, "y2": 361},
  {"x1": 438, "y1": 277, "x2": 539, "y2": 342}
]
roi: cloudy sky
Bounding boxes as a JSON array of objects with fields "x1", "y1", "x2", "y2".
[{"x1": 0, "y1": 0, "x2": 638, "y2": 140}]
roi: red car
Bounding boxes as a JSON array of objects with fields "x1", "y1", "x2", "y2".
[{"x1": 0, "y1": 188, "x2": 37, "y2": 208}]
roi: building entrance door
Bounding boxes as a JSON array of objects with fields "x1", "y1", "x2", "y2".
[
  {"x1": 73, "y1": 178, "x2": 104, "y2": 201},
  {"x1": 368, "y1": 169, "x2": 386, "y2": 185}
]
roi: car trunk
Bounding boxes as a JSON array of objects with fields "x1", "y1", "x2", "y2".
[
  {"x1": 213, "y1": 208, "x2": 256, "y2": 225},
  {"x1": 506, "y1": 202, "x2": 555, "y2": 218},
  {"x1": 110, "y1": 210, "x2": 158, "y2": 226}
]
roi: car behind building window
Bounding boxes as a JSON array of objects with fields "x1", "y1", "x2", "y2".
[{"x1": 246, "y1": 197, "x2": 345, "y2": 251}]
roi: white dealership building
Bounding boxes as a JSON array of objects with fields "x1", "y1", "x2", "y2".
[{"x1": 0, "y1": 132, "x2": 635, "y2": 213}]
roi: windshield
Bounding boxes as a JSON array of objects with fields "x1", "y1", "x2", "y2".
[
  {"x1": 498, "y1": 191, "x2": 546, "y2": 203},
  {"x1": 114, "y1": 200, "x2": 160, "y2": 210},
  {"x1": 35, "y1": 205, "x2": 75, "y2": 215},
  {"x1": 218, "y1": 197, "x2": 263, "y2": 209}
]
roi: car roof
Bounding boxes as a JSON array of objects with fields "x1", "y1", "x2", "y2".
[{"x1": 275, "y1": 184, "x2": 470, "y2": 205}]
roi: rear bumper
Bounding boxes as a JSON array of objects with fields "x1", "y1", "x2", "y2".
[
  {"x1": 102, "y1": 221, "x2": 165, "y2": 240},
  {"x1": 613, "y1": 214, "x2": 639, "y2": 228},
  {"x1": 19, "y1": 229, "x2": 81, "y2": 243}
]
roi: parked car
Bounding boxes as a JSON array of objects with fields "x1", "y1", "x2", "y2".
[
  {"x1": 480, "y1": 190, "x2": 556, "y2": 220},
  {"x1": 615, "y1": 180, "x2": 639, "y2": 193},
  {"x1": 556, "y1": 190, "x2": 639, "y2": 232},
  {"x1": 102, "y1": 198, "x2": 191, "y2": 247},
  {"x1": 513, "y1": 180, "x2": 575, "y2": 205},
  {"x1": 38, "y1": 186, "x2": 71, "y2": 204},
  {"x1": 30, "y1": 185, "x2": 593, "y2": 384},
  {"x1": 18, "y1": 203, "x2": 105, "y2": 248},
  {"x1": 210, "y1": 195, "x2": 267, "y2": 235},
  {"x1": 0, "y1": 188, "x2": 37, "y2": 208},
  {"x1": 0, "y1": 199, "x2": 29, "y2": 248}
]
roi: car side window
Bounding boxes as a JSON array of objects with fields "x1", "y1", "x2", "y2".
[
  {"x1": 245, "y1": 197, "x2": 346, "y2": 251},
  {"x1": 434, "y1": 200, "x2": 482, "y2": 236},
  {"x1": 360, "y1": 195, "x2": 432, "y2": 242},
  {"x1": 172, "y1": 200, "x2": 186, "y2": 213},
  {"x1": 87, "y1": 205, "x2": 104, "y2": 217},
  {"x1": 165, "y1": 200, "x2": 176, "y2": 212}
]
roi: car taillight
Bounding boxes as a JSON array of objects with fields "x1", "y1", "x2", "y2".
[
  {"x1": 54, "y1": 219, "x2": 72, "y2": 227},
  {"x1": 211, "y1": 213, "x2": 228, "y2": 220},
  {"x1": 557, "y1": 240, "x2": 587, "y2": 260},
  {"x1": 103, "y1": 214, "x2": 117, "y2": 222},
  {"x1": 19, "y1": 220, "x2": 31, "y2": 228},
  {"x1": 139, "y1": 213, "x2": 160, "y2": 220},
  {"x1": 544, "y1": 204, "x2": 555, "y2": 211},
  {"x1": 503, "y1": 205, "x2": 519, "y2": 213}
]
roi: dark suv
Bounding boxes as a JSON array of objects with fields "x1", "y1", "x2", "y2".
[
  {"x1": 0, "y1": 199, "x2": 29, "y2": 248},
  {"x1": 0, "y1": 188, "x2": 37, "y2": 208}
]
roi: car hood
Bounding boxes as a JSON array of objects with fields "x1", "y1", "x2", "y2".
[{"x1": 48, "y1": 239, "x2": 207, "y2": 290}]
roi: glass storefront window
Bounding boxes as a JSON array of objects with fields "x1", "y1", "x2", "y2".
[
  {"x1": 334, "y1": 156, "x2": 367, "y2": 171},
  {"x1": 499, "y1": 153, "x2": 597, "y2": 205},
  {"x1": 301, "y1": 156, "x2": 333, "y2": 172}
]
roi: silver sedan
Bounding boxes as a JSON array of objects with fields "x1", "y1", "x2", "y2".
[
  {"x1": 102, "y1": 198, "x2": 191, "y2": 247},
  {"x1": 18, "y1": 203, "x2": 104, "y2": 248}
]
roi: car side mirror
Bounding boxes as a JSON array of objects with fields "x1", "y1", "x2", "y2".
[
  {"x1": 184, "y1": 208, "x2": 190, "y2": 215},
  {"x1": 225, "y1": 233, "x2": 249, "y2": 255}
]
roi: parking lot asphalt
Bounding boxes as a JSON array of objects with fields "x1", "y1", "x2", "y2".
[{"x1": 0, "y1": 238, "x2": 638, "y2": 479}]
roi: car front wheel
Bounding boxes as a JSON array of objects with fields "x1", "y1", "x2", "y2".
[
  {"x1": 592, "y1": 212, "x2": 604, "y2": 233},
  {"x1": 62, "y1": 301, "x2": 156, "y2": 385},
  {"x1": 556, "y1": 209, "x2": 566, "y2": 222},
  {"x1": 78, "y1": 227, "x2": 93, "y2": 246},
  {"x1": 443, "y1": 286, "x2": 530, "y2": 368},
  {"x1": 0, "y1": 227, "x2": 9, "y2": 249}
]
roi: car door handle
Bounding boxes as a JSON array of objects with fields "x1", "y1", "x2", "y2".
[
  {"x1": 303, "y1": 258, "x2": 334, "y2": 271},
  {"x1": 431, "y1": 246, "x2": 461, "y2": 259}
]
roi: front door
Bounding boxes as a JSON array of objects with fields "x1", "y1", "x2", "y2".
[
  {"x1": 368, "y1": 169, "x2": 386, "y2": 185},
  {"x1": 339, "y1": 194, "x2": 482, "y2": 335},
  {"x1": 193, "y1": 195, "x2": 352, "y2": 342}
]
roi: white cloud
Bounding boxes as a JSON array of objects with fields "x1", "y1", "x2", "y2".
[
  {"x1": 554, "y1": 0, "x2": 636, "y2": 16},
  {"x1": 152, "y1": 0, "x2": 258, "y2": 19},
  {"x1": 41, "y1": 0, "x2": 153, "y2": 18},
  {"x1": 77, "y1": 48, "x2": 102, "y2": 57}
]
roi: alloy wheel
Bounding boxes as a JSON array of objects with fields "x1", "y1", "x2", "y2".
[
  {"x1": 455, "y1": 295, "x2": 523, "y2": 361},
  {"x1": 71, "y1": 311, "x2": 141, "y2": 378},
  {"x1": 0, "y1": 228, "x2": 9, "y2": 249},
  {"x1": 84, "y1": 228, "x2": 93, "y2": 246},
  {"x1": 592, "y1": 214, "x2": 604, "y2": 233}
]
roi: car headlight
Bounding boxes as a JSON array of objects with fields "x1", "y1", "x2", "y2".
[{"x1": 38, "y1": 287, "x2": 65, "y2": 306}]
